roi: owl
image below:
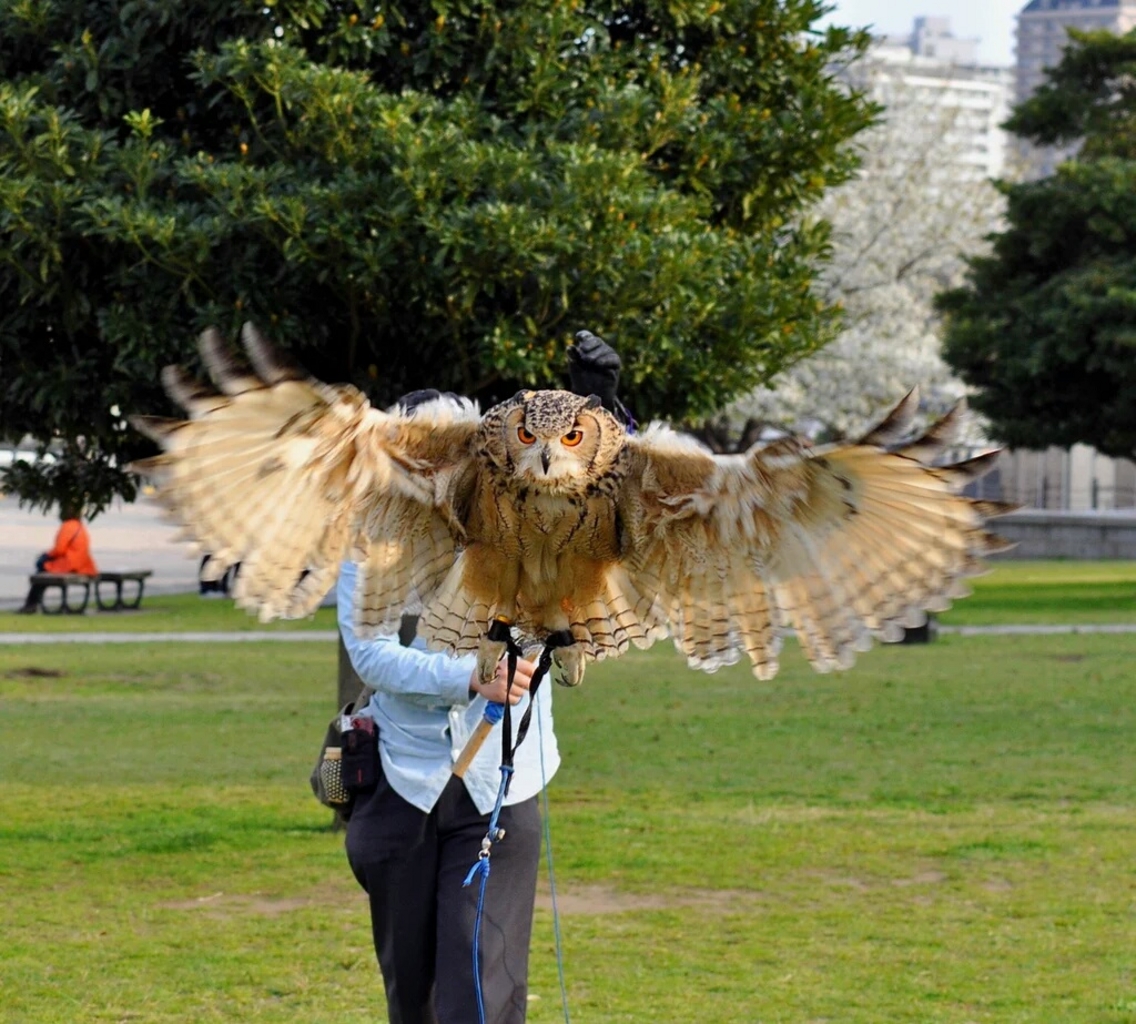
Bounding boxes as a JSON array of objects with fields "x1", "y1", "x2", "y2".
[{"x1": 131, "y1": 324, "x2": 1013, "y2": 687}]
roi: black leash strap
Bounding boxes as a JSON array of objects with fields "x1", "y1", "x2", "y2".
[{"x1": 486, "y1": 619, "x2": 575, "y2": 793}]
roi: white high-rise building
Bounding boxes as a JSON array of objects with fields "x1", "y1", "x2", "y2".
[
  {"x1": 1016, "y1": 0, "x2": 1136, "y2": 103},
  {"x1": 847, "y1": 19, "x2": 1014, "y2": 180},
  {"x1": 892, "y1": 15, "x2": 982, "y2": 64}
]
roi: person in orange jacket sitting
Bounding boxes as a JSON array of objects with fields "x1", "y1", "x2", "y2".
[{"x1": 17, "y1": 504, "x2": 98, "y2": 614}]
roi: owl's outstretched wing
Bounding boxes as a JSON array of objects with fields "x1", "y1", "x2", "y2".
[
  {"x1": 129, "y1": 324, "x2": 481, "y2": 624},
  {"x1": 618, "y1": 391, "x2": 1014, "y2": 679}
]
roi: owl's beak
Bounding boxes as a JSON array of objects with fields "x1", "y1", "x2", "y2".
[{"x1": 540, "y1": 446, "x2": 551, "y2": 474}]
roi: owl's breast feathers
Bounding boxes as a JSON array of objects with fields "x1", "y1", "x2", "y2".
[{"x1": 470, "y1": 461, "x2": 624, "y2": 568}]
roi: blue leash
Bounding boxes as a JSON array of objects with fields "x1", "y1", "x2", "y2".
[
  {"x1": 461, "y1": 629, "x2": 574, "y2": 1024},
  {"x1": 462, "y1": 763, "x2": 515, "y2": 1024}
]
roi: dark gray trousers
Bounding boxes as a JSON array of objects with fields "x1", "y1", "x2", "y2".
[{"x1": 345, "y1": 770, "x2": 541, "y2": 1024}]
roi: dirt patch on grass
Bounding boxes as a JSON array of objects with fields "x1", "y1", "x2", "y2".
[
  {"x1": 982, "y1": 876, "x2": 1014, "y2": 893},
  {"x1": 892, "y1": 869, "x2": 948, "y2": 887},
  {"x1": 158, "y1": 881, "x2": 766, "y2": 918},
  {"x1": 160, "y1": 891, "x2": 317, "y2": 916},
  {"x1": 809, "y1": 868, "x2": 948, "y2": 892},
  {"x1": 158, "y1": 880, "x2": 356, "y2": 918},
  {"x1": 535, "y1": 883, "x2": 765, "y2": 915},
  {"x1": 4, "y1": 666, "x2": 65, "y2": 678}
]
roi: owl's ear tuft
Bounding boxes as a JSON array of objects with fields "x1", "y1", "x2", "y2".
[{"x1": 583, "y1": 394, "x2": 602, "y2": 410}]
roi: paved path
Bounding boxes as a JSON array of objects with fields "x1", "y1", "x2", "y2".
[{"x1": 3, "y1": 624, "x2": 1136, "y2": 644}]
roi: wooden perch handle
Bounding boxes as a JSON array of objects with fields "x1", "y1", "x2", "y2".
[{"x1": 452, "y1": 717, "x2": 496, "y2": 778}]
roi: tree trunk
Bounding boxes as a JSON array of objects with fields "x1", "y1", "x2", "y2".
[{"x1": 337, "y1": 629, "x2": 364, "y2": 709}]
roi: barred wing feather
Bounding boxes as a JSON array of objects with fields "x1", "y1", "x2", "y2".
[
  {"x1": 620, "y1": 392, "x2": 1014, "y2": 680},
  {"x1": 129, "y1": 325, "x2": 480, "y2": 624}
]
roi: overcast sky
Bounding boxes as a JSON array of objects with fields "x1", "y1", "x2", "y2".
[{"x1": 818, "y1": 1, "x2": 1025, "y2": 67}]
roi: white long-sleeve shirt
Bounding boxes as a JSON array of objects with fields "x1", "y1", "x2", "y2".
[{"x1": 336, "y1": 561, "x2": 560, "y2": 814}]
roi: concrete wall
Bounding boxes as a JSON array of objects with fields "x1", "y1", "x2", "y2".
[{"x1": 992, "y1": 510, "x2": 1136, "y2": 560}]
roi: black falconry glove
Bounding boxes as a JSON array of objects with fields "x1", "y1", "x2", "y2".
[
  {"x1": 395, "y1": 388, "x2": 463, "y2": 414},
  {"x1": 567, "y1": 330, "x2": 621, "y2": 413}
]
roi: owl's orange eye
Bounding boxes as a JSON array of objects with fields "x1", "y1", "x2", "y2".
[
  {"x1": 561, "y1": 430, "x2": 583, "y2": 447},
  {"x1": 517, "y1": 426, "x2": 536, "y2": 445}
]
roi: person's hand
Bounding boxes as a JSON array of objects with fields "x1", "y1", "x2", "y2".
[
  {"x1": 567, "y1": 330, "x2": 621, "y2": 411},
  {"x1": 471, "y1": 656, "x2": 537, "y2": 704}
]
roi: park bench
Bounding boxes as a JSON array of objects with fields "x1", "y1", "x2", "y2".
[
  {"x1": 94, "y1": 570, "x2": 153, "y2": 611},
  {"x1": 27, "y1": 570, "x2": 153, "y2": 614}
]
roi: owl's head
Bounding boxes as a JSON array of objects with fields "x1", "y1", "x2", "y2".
[{"x1": 496, "y1": 390, "x2": 625, "y2": 492}]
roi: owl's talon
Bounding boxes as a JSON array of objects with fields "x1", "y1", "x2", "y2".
[
  {"x1": 551, "y1": 643, "x2": 586, "y2": 688},
  {"x1": 477, "y1": 632, "x2": 508, "y2": 687}
]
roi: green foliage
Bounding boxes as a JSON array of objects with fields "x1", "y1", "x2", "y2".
[
  {"x1": 0, "y1": 0, "x2": 875, "y2": 512},
  {"x1": 1005, "y1": 29, "x2": 1136, "y2": 160},
  {"x1": 939, "y1": 30, "x2": 1136, "y2": 458}
]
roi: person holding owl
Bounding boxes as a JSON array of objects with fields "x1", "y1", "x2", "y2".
[
  {"x1": 338, "y1": 333, "x2": 626, "y2": 1024},
  {"x1": 132, "y1": 318, "x2": 1009, "y2": 1020}
]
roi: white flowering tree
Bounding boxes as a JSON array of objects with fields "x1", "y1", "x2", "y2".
[{"x1": 724, "y1": 68, "x2": 1007, "y2": 444}]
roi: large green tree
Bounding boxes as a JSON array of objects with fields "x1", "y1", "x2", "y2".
[
  {"x1": 1, "y1": 0, "x2": 874, "y2": 511},
  {"x1": 939, "y1": 29, "x2": 1136, "y2": 459}
]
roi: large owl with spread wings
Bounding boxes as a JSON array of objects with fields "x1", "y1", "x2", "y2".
[{"x1": 131, "y1": 324, "x2": 1012, "y2": 687}]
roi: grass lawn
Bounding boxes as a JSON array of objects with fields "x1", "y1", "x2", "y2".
[
  {"x1": 937, "y1": 558, "x2": 1136, "y2": 626},
  {"x1": 1, "y1": 624, "x2": 1134, "y2": 1023},
  {"x1": 0, "y1": 592, "x2": 338, "y2": 632}
]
